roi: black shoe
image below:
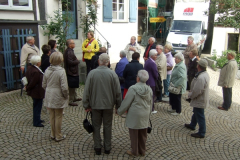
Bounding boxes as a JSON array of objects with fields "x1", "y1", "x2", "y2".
[
  {"x1": 104, "y1": 150, "x2": 110, "y2": 154},
  {"x1": 40, "y1": 120, "x2": 45, "y2": 123},
  {"x1": 186, "y1": 98, "x2": 191, "y2": 103},
  {"x1": 191, "y1": 133, "x2": 205, "y2": 138},
  {"x1": 34, "y1": 124, "x2": 44, "y2": 127},
  {"x1": 94, "y1": 148, "x2": 101, "y2": 155},
  {"x1": 184, "y1": 124, "x2": 195, "y2": 130}
]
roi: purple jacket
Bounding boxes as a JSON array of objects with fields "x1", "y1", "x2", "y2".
[
  {"x1": 144, "y1": 58, "x2": 158, "y2": 87},
  {"x1": 165, "y1": 52, "x2": 174, "y2": 75}
]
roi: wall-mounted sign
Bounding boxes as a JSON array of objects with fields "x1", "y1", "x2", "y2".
[{"x1": 150, "y1": 17, "x2": 166, "y2": 23}]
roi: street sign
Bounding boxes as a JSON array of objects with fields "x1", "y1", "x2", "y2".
[{"x1": 150, "y1": 17, "x2": 166, "y2": 23}]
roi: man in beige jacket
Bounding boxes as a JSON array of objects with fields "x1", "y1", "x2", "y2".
[
  {"x1": 124, "y1": 36, "x2": 141, "y2": 62},
  {"x1": 182, "y1": 36, "x2": 198, "y2": 66},
  {"x1": 217, "y1": 51, "x2": 238, "y2": 111},
  {"x1": 155, "y1": 45, "x2": 167, "y2": 102},
  {"x1": 20, "y1": 36, "x2": 40, "y2": 73},
  {"x1": 185, "y1": 59, "x2": 210, "y2": 138}
]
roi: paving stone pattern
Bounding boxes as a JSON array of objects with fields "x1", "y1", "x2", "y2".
[{"x1": 0, "y1": 68, "x2": 240, "y2": 160}]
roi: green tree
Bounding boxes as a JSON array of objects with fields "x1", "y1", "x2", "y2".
[{"x1": 41, "y1": 0, "x2": 75, "y2": 53}]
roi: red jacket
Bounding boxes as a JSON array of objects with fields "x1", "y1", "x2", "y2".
[{"x1": 26, "y1": 65, "x2": 45, "y2": 99}]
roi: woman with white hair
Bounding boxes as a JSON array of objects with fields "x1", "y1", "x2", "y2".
[
  {"x1": 25, "y1": 55, "x2": 45, "y2": 127},
  {"x1": 168, "y1": 53, "x2": 187, "y2": 116},
  {"x1": 118, "y1": 70, "x2": 152, "y2": 157}
]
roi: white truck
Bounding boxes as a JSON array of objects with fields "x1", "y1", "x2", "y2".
[{"x1": 166, "y1": 0, "x2": 209, "y2": 55}]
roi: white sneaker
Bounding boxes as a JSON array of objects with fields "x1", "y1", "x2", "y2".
[
  {"x1": 168, "y1": 109, "x2": 176, "y2": 113},
  {"x1": 163, "y1": 95, "x2": 168, "y2": 98},
  {"x1": 171, "y1": 112, "x2": 181, "y2": 116},
  {"x1": 152, "y1": 111, "x2": 157, "y2": 114}
]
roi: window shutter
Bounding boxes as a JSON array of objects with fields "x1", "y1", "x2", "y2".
[
  {"x1": 129, "y1": 0, "x2": 137, "y2": 23},
  {"x1": 103, "y1": 0, "x2": 112, "y2": 22}
]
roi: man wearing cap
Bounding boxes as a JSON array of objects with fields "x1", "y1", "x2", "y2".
[
  {"x1": 217, "y1": 51, "x2": 238, "y2": 111},
  {"x1": 185, "y1": 59, "x2": 210, "y2": 138},
  {"x1": 144, "y1": 49, "x2": 158, "y2": 114}
]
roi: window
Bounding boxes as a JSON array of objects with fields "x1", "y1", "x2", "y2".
[
  {"x1": 0, "y1": 0, "x2": 32, "y2": 10},
  {"x1": 112, "y1": 0, "x2": 128, "y2": 22}
]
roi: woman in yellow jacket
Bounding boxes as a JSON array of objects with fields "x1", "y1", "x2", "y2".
[{"x1": 82, "y1": 31, "x2": 99, "y2": 74}]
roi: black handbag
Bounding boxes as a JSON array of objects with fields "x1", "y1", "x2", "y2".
[
  {"x1": 83, "y1": 112, "x2": 93, "y2": 134},
  {"x1": 155, "y1": 73, "x2": 163, "y2": 97},
  {"x1": 147, "y1": 119, "x2": 152, "y2": 134}
]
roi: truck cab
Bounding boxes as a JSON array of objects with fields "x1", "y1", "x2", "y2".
[{"x1": 166, "y1": 0, "x2": 209, "y2": 56}]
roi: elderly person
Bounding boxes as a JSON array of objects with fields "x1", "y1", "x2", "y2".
[
  {"x1": 48, "y1": 39, "x2": 57, "y2": 54},
  {"x1": 155, "y1": 45, "x2": 167, "y2": 102},
  {"x1": 42, "y1": 52, "x2": 68, "y2": 142},
  {"x1": 144, "y1": 49, "x2": 158, "y2": 114},
  {"x1": 123, "y1": 52, "x2": 144, "y2": 98},
  {"x1": 91, "y1": 47, "x2": 110, "y2": 70},
  {"x1": 41, "y1": 44, "x2": 51, "y2": 73},
  {"x1": 20, "y1": 36, "x2": 40, "y2": 73},
  {"x1": 185, "y1": 59, "x2": 210, "y2": 138},
  {"x1": 186, "y1": 49, "x2": 198, "y2": 91},
  {"x1": 143, "y1": 37, "x2": 156, "y2": 61},
  {"x1": 25, "y1": 55, "x2": 45, "y2": 127},
  {"x1": 118, "y1": 70, "x2": 152, "y2": 157},
  {"x1": 182, "y1": 36, "x2": 198, "y2": 66},
  {"x1": 163, "y1": 44, "x2": 174, "y2": 98},
  {"x1": 83, "y1": 53, "x2": 122, "y2": 155},
  {"x1": 64, "y1": 39, "x2": 81, "y2": 106},
  {"x1": 82, "y1": 31, "x2": 100, "y2": 75},
  {"x1": 217, "y1": 51, "x2": 238, "y2": 111},
  {"x1": 115, "y1": 50, "x2": 129, "y2": 98},
  {"x1": 168, "y1": 53, "x2": 187, "y2": 116},
  {"x1": 124, "y1": 36, "x2": 141, "y2": 62}
]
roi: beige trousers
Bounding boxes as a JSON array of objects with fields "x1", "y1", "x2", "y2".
[
  {"x1": 129, "y1": 128, "x2": 148, "y2": 156},
  {"x1": 49, "y1": 108, "x2": 63, "y2": 140},
  {"x1": 69, "y1": 88, "x2": 79, "y2": 103}
]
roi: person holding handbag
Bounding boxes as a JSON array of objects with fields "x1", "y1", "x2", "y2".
[
  {"x1": 117, "y1": 70, "x2": 152, "y2": 157},
  {"x1": 82, "y1": 31, "x2": 99, "y2": 75},
  {"x1": 168, "y1": 53, "x2": 187, "y2": 116}
]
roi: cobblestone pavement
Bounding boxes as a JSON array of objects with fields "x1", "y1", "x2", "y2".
[{"x1": 0, "y1": 68, "x2": 240, "y2": 160}]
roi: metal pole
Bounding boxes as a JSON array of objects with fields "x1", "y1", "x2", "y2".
[{"x1": 146, "y1": 6, "x2": 148, "y2": 35}]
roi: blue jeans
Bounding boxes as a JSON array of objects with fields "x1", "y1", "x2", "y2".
[
  {"x1": 32, "y1": 98, "x2": 43, "y2": 126},
  {"x1": 163, "y1": 74, "x2": 170, "y2": 96},
  {"x1": 190, "y1": 108, "x2": 206, "y2": 137}
]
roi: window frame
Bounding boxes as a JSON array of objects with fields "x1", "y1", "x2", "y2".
[
  {"x1": 0, "y1": 0, "x2": 33, "y2": 11},
  {"x1": 112, "y1": 0, "x2": 129, "y2": 22}
]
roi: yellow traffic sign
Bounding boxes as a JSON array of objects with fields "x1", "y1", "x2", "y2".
[{"x1": 150, "y1": 17, "x2": 166, "y2": 23}]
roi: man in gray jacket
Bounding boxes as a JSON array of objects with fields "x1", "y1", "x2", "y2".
[
  {"x1": 185, "y1": 59, "x2": 210, "y2": 138},
  {"x1": 217, "y1": 51, "x2": 238, "y2": 111},
  {"x1": 83, "y1": 53, "x2": 122, "y2": 155}
]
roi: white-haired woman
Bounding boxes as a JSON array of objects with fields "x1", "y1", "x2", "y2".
[
  {"x1": 168, "y1": 53, "x2": 187, "y2": 116},
  {"x1": 118, "y1": 70, "x2": 152, "y2": 157},
  {"x1": 25, "y1": 55, "x2": 45, "y2": 127},
  {"x1": 42, "y1": 52, "x2": 69, "y2": 142}
]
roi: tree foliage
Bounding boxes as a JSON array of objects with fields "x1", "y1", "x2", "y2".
[
  {"x1": 212, "y1": 0, "x2": 240, "y2": 29},
  {"x1": 41, "y1": 0, "x2": 74, "y2": 53},
  {"x1": 79, "y1": 0, "x2": 98, "y2": 38}
]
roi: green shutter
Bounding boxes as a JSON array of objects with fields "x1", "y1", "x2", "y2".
[{"x1": 103, "y1": 0, "x2": 112, "y2": 22}]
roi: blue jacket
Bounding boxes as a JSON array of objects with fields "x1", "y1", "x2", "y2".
[
  {"x1": 115, "y1": 57, "x2": 129, "y2": 89},
  {"x1": 144, "y1": 58, "x2": 158, "y2": 87}
]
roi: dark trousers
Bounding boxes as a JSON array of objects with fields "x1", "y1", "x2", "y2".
[
  {"x1": 169, "y1": 93, "x2": 182, "y2": 113},
  {"x1": 32, "y1": 98, "x2": 43, "y2": 126},
  {"x1": 222, "y1": 87, "x2": 232, "y2": 110},
  {"x1": 189, "y1": 107, "x2": 206, "y2": 137},
  {"x1": 121, "y1": 88, "x2": 124, "y2": 99},
  {"x1": 156, "y1": 88, "x2": 162, "y2": 101},
  {"x1": 85, "y1": 59, "x2": 92, "y2": 75},
  {"x1": 150, "y1": 86, "x2": 155, "y2": 111},
  {"x1": 92, "y1": 109, "x2": 113, "y2": 151},
  {"x1": 187, "y1": 75, "x2": 194, "y2": 90},
  {"x1": 129, "y1": 128, "x2": 147, "y2": 156}
]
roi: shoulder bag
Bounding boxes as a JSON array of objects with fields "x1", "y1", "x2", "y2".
[
  {"x1": 147, "y1": 119, "x2": 152, "y2": 134},
  {"x1": 168, "y1": 82, "x2": 181, "y2": 94},
  {"x1": 83, "y1": 111, "x2": 93, "y2": 134}
]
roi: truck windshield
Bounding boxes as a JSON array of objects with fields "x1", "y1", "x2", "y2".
[{"x1": 170, "y1": 20, "x2": 202, "y2": 33}]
